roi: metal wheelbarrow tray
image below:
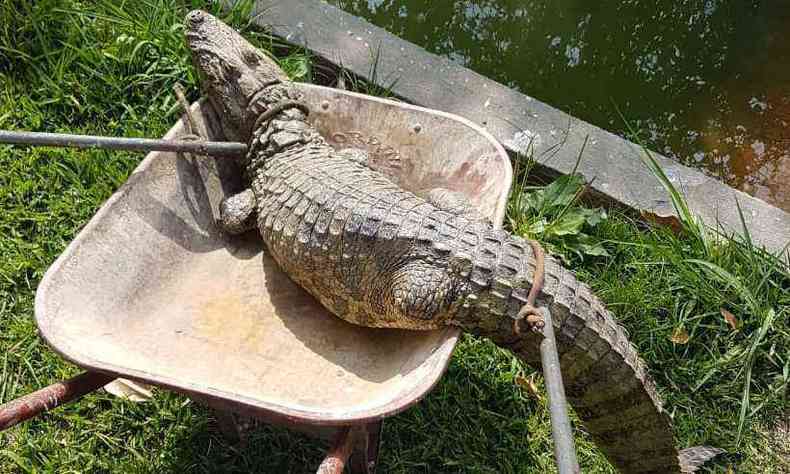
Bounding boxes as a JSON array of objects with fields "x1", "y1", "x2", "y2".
[{"x1": 29, "y1": 83, "x2": 512, "y2": 470}]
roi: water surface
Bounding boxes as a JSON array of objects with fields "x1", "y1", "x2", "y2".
[{"x1": 332, "y1": 0, "x2": 790, "y2": 211}]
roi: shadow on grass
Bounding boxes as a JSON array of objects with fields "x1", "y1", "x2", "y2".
[
  {"x1": 155, "y1": 337, "x2": 550, "y2": 473},
  {"x1": 160, "y1": 405, "x2": 327, "y2": 473}
]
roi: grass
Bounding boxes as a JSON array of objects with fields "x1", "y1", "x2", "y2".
[{"x1": 0, "y1": 0, "x2": 788, "y2": 473}]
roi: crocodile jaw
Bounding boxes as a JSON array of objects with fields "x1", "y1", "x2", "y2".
[{"x1": 185, "y1": 10, "x2": 288, "y2": 142}]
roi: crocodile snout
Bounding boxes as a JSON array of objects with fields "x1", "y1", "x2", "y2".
[{"x1": 186, "y1": 10, "x2": 290, "y2": 143}]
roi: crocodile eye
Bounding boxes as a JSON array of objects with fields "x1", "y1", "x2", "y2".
[{"x1": 243, "y1": 50, "x2": 260, "y2": 67}]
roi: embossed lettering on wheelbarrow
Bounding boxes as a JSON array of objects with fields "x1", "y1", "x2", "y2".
[{"x1": 34, "y1": 84, "x2": 512, "y2": 423}]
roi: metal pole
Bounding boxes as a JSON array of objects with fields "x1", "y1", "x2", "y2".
[
  {"x1": 0, "y1": 130, "x2": 247, "y2": 157},
  {"x1": 0, "y1": 371, "x2": 115, "y2": 431},
  {"x1": 539, "y1": 306, "x2": 580, "y2": 474}
]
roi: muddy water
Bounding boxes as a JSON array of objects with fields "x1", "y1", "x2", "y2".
[{"x1": 331, "y1": 0, "x2": 790, "y2": 211}]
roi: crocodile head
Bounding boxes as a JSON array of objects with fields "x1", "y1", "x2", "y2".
[{"x1": 185, "y1": 10, "x2": 289, "y2": 142}]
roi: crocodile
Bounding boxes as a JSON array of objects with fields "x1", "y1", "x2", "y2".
[{"x1": 186, "y1": 10, "x2": 722, "y2": 473}]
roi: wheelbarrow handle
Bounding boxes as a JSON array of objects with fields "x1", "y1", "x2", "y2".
[{"x1": 0, "y1": 371, "x2": 114, "y2": 431}]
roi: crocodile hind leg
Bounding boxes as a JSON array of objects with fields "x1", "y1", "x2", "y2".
[
  {"x1": 390, "y1": 261, "x2": 456, "y2": 322},
  {"x1": 362, "y1": 257, "x2": 457, "y2": 330},
  {"x1": 368, "y1": 259, "x2": 458, "y2": 329},
  {"x1": 218, "y1": 188, "x2": 257, "y2": 235},
  {"x1": 418, "y1": 187, "x2": 491, "y2": 224}
]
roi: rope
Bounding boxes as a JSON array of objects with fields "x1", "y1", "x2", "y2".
[
  {"x1": 252, "y1": 79, "x2": 284, "y2": 95},
  {"x1": 251, "y1": 100, "x2": 311, "y2": 134},
  {"x1": 513, "y1": 239, "x2": 547, "y2": 335}
]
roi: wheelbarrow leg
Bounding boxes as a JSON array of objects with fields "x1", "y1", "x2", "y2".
[
  {"x1": 317, "y1": 426, "x2": 356, "y2": 474},
  {"x1": 212, "y1": 409, "x2": 242, "y2": 444},
  {"x1": 349, "y1": 421, "x2": 383, "y2": 474},
  {"x1": 0, "y1": 371, "x2": 114, "y2": 431}
]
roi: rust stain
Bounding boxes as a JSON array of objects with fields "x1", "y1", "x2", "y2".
[{"x1": 193, "y1": 292, "x2": 265, "y2": 348}]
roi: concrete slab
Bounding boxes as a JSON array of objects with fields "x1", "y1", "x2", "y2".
[{"x1": 236, "y1": 0, "x2": 789, "y2": 258}]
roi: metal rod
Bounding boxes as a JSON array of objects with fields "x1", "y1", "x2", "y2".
[
  {"x1": 0, "y1": 130, "x2": 247, "y2": 157},
  {"x1": 316, "y1": 426, "x2": 356, "y2": 474},
  {"x1": 0, "y1": 371, "x2": 115, "y2": 431},
  {"x1": 539, "y1": 307, "x2": 580, "y2": 474}
]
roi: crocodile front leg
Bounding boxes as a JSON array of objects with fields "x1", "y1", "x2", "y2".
[{"x1": 218, "y1": 189, "x2": 257, "y2": 235}]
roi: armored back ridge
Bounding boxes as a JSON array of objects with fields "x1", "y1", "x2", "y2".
[{"x1": 187, "y1": 11, "x2": 722, "y2": 473}]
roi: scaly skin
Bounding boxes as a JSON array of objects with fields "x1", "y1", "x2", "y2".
[{"x1": 187, "y1": 11, "x2": 721, "y2": 473}]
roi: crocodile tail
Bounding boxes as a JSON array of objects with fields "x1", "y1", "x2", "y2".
[
  {"x1": 678, "y1": 447, "x2": 726, "y2": 473},
  {"x1": 497, "y1": 255, "x2": 722, "y2": 473}
]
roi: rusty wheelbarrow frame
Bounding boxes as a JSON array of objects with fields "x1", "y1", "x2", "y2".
[{"x1": 0, "y1": 84, "x2": 514, "y2": 472}]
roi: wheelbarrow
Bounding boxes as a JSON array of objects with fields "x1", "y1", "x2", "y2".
[{"x1": 0, "y1": 83, "x2": 512, "y2": 472}]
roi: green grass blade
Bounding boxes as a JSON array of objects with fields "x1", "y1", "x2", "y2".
[
  {"x1": 737, "y1": 309, "x2": 777, "y2": 444},
  {"x1": 685, "y1": 258, "x2": 761, "y2": 317}
]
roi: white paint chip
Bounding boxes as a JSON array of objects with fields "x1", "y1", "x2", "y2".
[{"x1": 504, "y1": 130, "x2": 542, "y2": 155}]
